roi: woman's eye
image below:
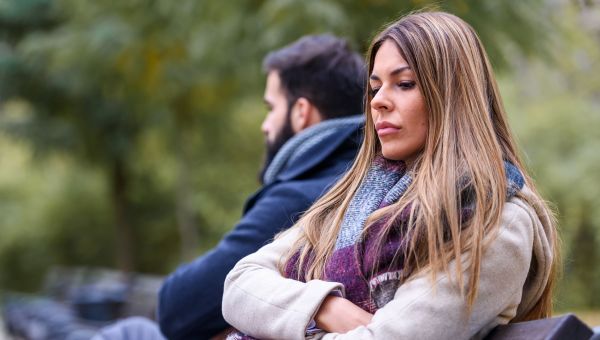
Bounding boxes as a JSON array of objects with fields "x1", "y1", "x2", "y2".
[
  {"x1": 398, "y1": 81, "x2": 416, "y2": 90},
  {"x1": 370, "y1": 87, "x2": 380, "y2": 96}
]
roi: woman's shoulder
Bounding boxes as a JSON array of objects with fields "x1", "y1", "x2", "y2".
[
  {"x1": 498, "y1": 185, "x2": 555, "y2": 320},
  {"x1": 495, "y1": 185, "x2": 553, "y2": 265},
  {"x1": 481, "y1": 188, "x2": 538, "y2": 277},
  {"x1": 502, "y1": 185, "x2": 551, "y2": 232}
]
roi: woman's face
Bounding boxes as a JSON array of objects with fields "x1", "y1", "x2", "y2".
[{"x1": 369, "y1": 40, "x2": 428, "y2": 164}]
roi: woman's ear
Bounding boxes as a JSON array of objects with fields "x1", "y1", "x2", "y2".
[{"x1": 290, "y1": 97, "x2": 322, "y2": 133}]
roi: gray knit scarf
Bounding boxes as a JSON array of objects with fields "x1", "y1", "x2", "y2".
[
  {"x1": 262, "y1": 115, "x2": 363, "y2": 185},
  {"x1": 285, "y1": 157, "x2": 525, "y2": 313},
  {"x1": 229, "y1": 157, "x2": 524, "y2": 340}
]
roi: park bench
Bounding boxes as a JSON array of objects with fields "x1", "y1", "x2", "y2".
[
  {"x1": 486, "y1": 313, "x2": 595, "y2": 339},
  {"x1": 2, "y1": 267, "x2": 598, "y2": 339}
]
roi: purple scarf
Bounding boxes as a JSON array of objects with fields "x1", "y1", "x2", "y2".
[
  {"x1": 285, "y1": 156, "x2": 524, "y2": 313},
  {"x1": 228, "y1": 157, "x2": 524, "y2": 339}
]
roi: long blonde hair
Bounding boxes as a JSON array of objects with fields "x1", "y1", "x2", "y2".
[{"x1": 280, "y1": 11, "x2": 558, "y2": 320}]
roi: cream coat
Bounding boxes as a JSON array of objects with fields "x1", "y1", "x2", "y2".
[{"x1": 222, "y1": 186, "x2": 554, "y2": 339}]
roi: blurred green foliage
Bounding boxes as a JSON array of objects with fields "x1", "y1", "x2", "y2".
[
  {"x1": 499, "y1": 3, "x2": 600, "y2": 309},
  {"x1": 0, "y1": 0, "x2": 599, "y2": 311}
]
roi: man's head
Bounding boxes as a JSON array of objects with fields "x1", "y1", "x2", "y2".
[{"x1": 260, "y1": 34, "x2": 366, "y2": 178}]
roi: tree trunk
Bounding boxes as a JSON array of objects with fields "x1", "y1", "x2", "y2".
[
  {"x1": 110, "y1": 158, "x2": 135, "y2": 272},
  {"x1": 572, "y1": 204, "x2": 599, "y2": 307},
  {"x1": 174, "y1": 128, "x2": 199, "y2": 261}
]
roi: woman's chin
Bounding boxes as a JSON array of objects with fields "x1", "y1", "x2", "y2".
[{"x1": 380, "y1": 149, "x2": 404, "y2": 161}]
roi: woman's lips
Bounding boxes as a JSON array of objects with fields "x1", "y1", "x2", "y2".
[{"x1": 375, "y1": 121, "x2": 401, "y2": 137}]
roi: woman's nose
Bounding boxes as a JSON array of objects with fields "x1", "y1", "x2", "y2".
[{"x1": 370, "y1": 88, "x2": 393, "y2": 113}]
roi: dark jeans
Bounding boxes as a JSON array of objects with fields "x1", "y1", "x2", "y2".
[{"x1": 92, "y1": 317, "x2": 166, "y2": 340}]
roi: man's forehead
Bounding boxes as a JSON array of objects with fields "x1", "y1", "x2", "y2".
[
  {"x1": 264, "y1": 71, "x2": 284, "y2": 99},
  {"x1": 266, "y1": 71, "x2": 281, "y2": 88}
]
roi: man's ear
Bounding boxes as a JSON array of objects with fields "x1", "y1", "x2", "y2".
[{"x1": 290, "y1": 97, "x2": 323, "y2": 133}]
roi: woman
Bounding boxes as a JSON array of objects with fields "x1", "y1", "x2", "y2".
[{"x1": 222, "y1": 11, "x2": 558, "y2": 339}]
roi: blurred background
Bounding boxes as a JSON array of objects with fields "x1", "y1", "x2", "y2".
[{"x1": 0, "y1": 0, "x2": 599, "y2": 328}]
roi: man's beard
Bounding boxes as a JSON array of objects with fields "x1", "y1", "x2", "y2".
[{"x1": 258, "y1": 112, "x2": 295, "y2": 184}]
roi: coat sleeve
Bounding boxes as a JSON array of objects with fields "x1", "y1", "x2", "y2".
[
  {"x1": 223, "y1": 201, "x2": 536, "y2": 340},
  {"x1": 320, "y1": 201, "x2": 535, "y2": 340},
  {"x1": 222, "y1": 226, "x2": 345, "y2": 340},
  {"x1": 157, "y1": 184, "x2": 315, "y2": 340}
]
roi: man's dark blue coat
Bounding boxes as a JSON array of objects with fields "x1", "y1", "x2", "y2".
[{"x1": 157, "y1": 121, "x2": 362, "y2": 339}]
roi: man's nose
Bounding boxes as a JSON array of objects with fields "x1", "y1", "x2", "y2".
[{"x1": 261, "y1": 118, "x2": 269, "y2": 136}]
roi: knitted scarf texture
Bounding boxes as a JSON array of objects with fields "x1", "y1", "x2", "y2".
[
  {"x1": 262, "y1": 115, "x2": 363, "y2": 185},
  {"x1": 229, "y1": 157, "x2": 524, "y2": 339},
  {"x1": 284, "y1": 157, "x2": 524, "y2": 313}
]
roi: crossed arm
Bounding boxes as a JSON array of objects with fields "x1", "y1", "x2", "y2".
[
  {"x1": 315, "y1": 296, "x2": 373, "y2": 333},
  {"x1": 222, "y1": 202, "x2": 535, "y2": 339},
  {"x1": 158, "y1": 185, "x2": 315, "y2": 339}
]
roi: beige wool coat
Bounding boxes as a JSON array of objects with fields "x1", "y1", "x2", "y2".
[{"x1": 222, "y1": 186, "x2": 554, "y2": 339}]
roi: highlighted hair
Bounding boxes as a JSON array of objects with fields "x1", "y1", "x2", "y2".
[{"x1": 280, "y1": 11, "x2": 558, "y2": 320}]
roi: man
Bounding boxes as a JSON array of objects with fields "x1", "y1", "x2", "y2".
[
  {"x1": 158, "y1": 34, "x2": 365, "y2": 339},
  {"x1": 95, "y1": 34, "x2": 365, "y2": 340}
]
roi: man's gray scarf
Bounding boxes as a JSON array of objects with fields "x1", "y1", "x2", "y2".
[{"x1": 262, "y1": 115, "x2": 363, "y2": 185}]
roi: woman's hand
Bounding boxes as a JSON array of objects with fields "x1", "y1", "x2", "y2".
[{"x1": 314, "y1": 296, "x2": 373, "y2": 333}]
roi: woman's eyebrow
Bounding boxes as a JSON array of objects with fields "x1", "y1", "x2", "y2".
[
  {"x1": 390, "y1": 65, "x2": 411, "y2": 76},
  {"x1": 370, "y1": 66, "x2": 411, "y2": 81}
]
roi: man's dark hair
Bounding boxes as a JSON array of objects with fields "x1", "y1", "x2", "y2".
[{"x1": 263, "y1": 34, "x2": 366, "y2": 119}]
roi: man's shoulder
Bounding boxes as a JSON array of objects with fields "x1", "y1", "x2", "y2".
[
  {"x1": 260, "y1": 175, "x2": 335, "y2": 201},
  {"x1": 243, "y1": 174, "x2": 339, "y2": 215}
]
